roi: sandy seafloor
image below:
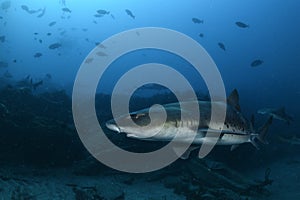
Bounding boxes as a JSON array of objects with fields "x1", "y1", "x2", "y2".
[
  {"x1": 0, "y1": 164, "x2": 185, "y2": 200},
  {"x1": 1, "y1": 155, "x2": 300, "y2": 200}
]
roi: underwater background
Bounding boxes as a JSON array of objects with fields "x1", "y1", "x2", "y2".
[{"x1": 0, "y1": 0, "x2": 299, "y2": 199}]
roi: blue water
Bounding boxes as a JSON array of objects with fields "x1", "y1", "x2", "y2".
[
  {"x1": 2, "y1": 0, "x2": 299, "y2": 102},
  {"x1": 1, "y1": 0, "x2": 300, "y2": 199}
]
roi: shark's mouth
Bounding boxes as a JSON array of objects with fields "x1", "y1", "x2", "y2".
[{"x1": 105, "y1": 121, "x2": 121, "y2": 133}]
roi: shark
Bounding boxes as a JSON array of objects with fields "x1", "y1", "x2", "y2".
[
  {"x1": 258, "y1": 107, "x2": 293, "y2": 124},
  {"x1": 106, "y1": 89, "x2": 273, "y2": 158}
]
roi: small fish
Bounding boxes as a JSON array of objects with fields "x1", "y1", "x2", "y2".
[
  {"x1": 82, "y1": 28, "x2": 88, "y2": 32},
  {"x1": 34, "y1": 32, "x2": 38, "y2": 35},
  {"x1": 21, "y1": 5, "x2": 42, "y2": 15},
  {"x1": 85, "y1": 57, "x2": 94, "y2": 64},
  {"x1": 0, "y1": 61, "x2": 8, "y2": 68},
  {"x1": 218, "y1": 42, "x2": 226, "y2": 51},
  {"x1": 251, "y1": 59, "x2": 263, "y2": 67},
  {"x1": 48, "y1": 21, "x2": 56, "y2": 27},
  {"x1": 0, "y1": 16, "x2": 3, "y2": 19},
  {"x1": 97, "y1": 9, "x2": 109, "y2": 15},
  {"x1": 34, "y1": 52, "x2": 42, "y2": 58},
  {"x1": 62, "y1": 7, "x2": 72, "y2": 13},
  {"x1": 96, "y1": 51, "x2": 108, "y2": 57},
  {"x1": 39, "y1": 39, "x2": 42, "y2": 43},
  {"x1": 37, "y1": 7, "x2": 46, "y2": 18},
  {"x1": 111, "y1": 14, "x2": 115, "y2": 19},
  {"x1": 13, "y1": 59, "x2": 17, "y2": 63},
  {"x1": 94, "y1": 14, "x2": 104, "y2": 18},
  {"x1": 235, "y1": 21, "x2": 249, "y2": 28},
  {"x1": 21, "y1": 5, "x2": 29, "y2": 11},
  {"x1": 0, "y1": 35, "x2": 5, "y2": 42},
  {"x1": 47, "y1": 32, "x2": 52, "y2": 36},
  {"x1": 49, "y1": 43, "x2": 62, "y2": 49},
  {"x1": 192, "y1": 18, "x2": 203, "y2": 24},
  {"x1": 199, "y1": 33, "x2": 204, "y2": 38},
  {"x1": 125, "y1": 9, "x2": 135, "y2": 19}
]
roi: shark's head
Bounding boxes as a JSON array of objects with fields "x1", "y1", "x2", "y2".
[{"x1": 106, "y1": 105, "x2": 168, "y2": 139}]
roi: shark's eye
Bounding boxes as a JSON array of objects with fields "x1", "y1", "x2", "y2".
[
  {"x1": 130, "y1": 114, "x2": 137, "y2": 119},
  {"x1": 130, "y1": 113, "x2": 150, "y2": 126},
  {"x1": 130, "y1": 113, "x2": 147, "y2": 119}
]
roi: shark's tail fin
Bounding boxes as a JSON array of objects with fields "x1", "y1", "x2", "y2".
[
  {"x1": 257, "y1": 116, "x2": 273, "y2": 144},
  {"x1": 250, "y1": 116, "x2": 273, "y2": 149}
]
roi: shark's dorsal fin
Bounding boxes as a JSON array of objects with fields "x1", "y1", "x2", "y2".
[{"x1": 227, "y1": 89, "x2": 241, "y2": 112}]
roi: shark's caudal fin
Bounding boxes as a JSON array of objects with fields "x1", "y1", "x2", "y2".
[
  {"x1": 257, "y1": 116, "x2": 273, "y2": 144},
  {"x1": 251, "y1": 116, "x2": 273, "y2": 148}
]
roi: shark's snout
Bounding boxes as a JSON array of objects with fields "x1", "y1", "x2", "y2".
[{"x1": 106, "y1": 120, "x2": 121, "y2": 133}]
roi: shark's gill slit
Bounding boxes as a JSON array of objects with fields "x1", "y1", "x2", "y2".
[{"x1": 146, "y1": 104, "x2": 167, "y2": 138}]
